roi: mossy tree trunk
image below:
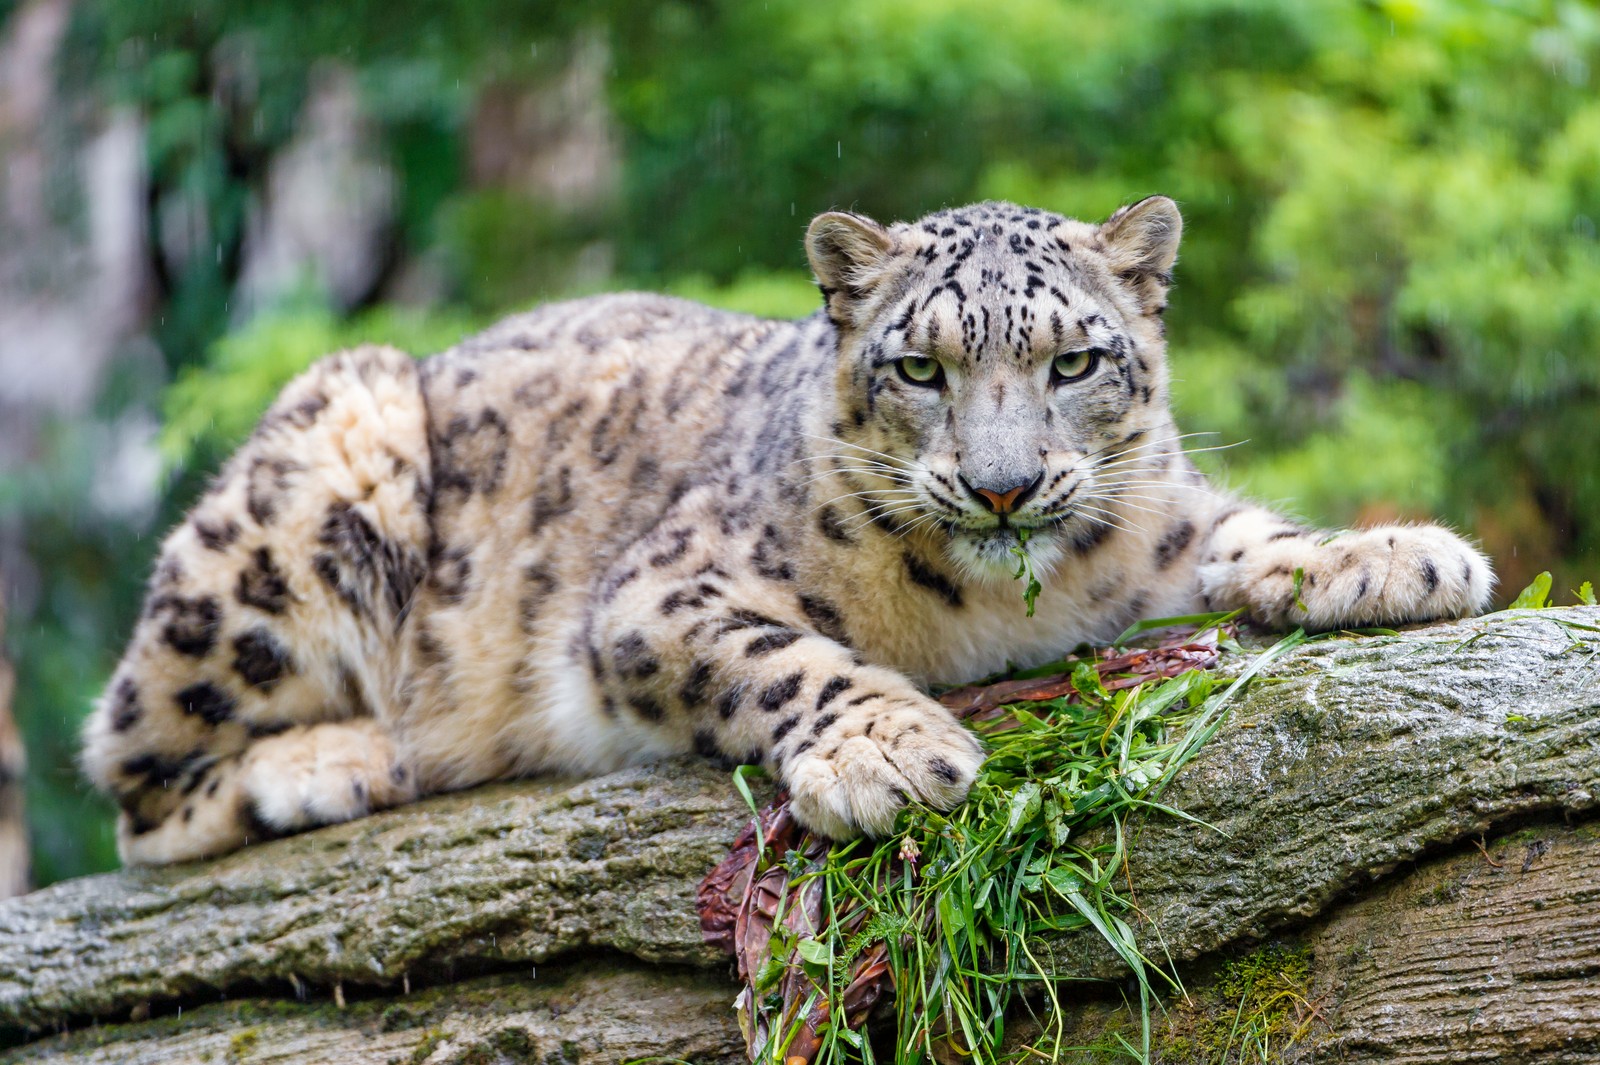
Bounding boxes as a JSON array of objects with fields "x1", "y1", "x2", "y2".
[{"x1": 2, "y1": 608, "x2": 1598, "y2": 1064}]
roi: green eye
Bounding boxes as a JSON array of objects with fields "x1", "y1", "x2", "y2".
[
  {"x1": 1051, "y1": 349, "x2": 1100, "y2": 382},
  {"x1": 897, "y1": 356, "x2": 944, "y2": 386}
]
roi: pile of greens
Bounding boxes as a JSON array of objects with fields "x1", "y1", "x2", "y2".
[{"x1": 703, "y1": 619, "x2": 1309, "y2": 1065}]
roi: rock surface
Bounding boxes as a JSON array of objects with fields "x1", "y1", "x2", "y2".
[{"x1": 2, "y1": 607, "x2": 1598, "y2": 1062}]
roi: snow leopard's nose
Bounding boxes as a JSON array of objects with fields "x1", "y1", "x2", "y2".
[{"x1": 960, "y1": 470, "x2": 1044, "y2": 515}]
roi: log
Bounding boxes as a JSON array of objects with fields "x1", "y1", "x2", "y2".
[
  {"x1": 1062, "y1": 604, "x2": 1600, "y2": 976},
  {"x1": 0, "y1": 764, "x2": 757, "y2": 1034},
  {"x1": 1307, "y1": 819, "x2": 1600, "y2": 1062},
  {"x1": 0, "y1": 962, "x2": 746, "y2": 1064},
  {"x1": 2, "y1": 607, "x2": 1598, "y2": 1062},
  {"x1": 1013, "y1": 819, "x2": 1600, "y2": 1061}
]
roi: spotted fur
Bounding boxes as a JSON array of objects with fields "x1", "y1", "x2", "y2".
[{"x1": 82, "y1": 199, "x2": 1494, "y2": 864}]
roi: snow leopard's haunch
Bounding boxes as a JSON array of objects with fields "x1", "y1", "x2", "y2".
[{"x1": 82, "y1": 198, "x2": 1494, "y2": 864}]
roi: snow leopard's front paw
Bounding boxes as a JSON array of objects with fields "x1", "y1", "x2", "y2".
[
  {"x1": 1209, "y1": 524, "x2": 1493, "y2": 631},
  {"x1": 242, "y1": 719, "x2": 417, "y2": 833},
  {"x1": 783, "y1": 694, "x2": 984, "y2": 840}
]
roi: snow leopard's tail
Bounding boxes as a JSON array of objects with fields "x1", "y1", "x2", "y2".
[{"x1": 81, "y1": 346, "x2": 432, "y2": 864}]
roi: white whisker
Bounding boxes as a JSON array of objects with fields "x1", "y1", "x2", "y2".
[
  {"x1": 1091, "y1": 434, "x2": 1236, "y2": 459},
  {"x1": 1077, "y1": 430, "x2": 1218, "y2": 466},
  {"x1": 797, "y1": 466, "x2": 909, "y2": 487},
  {"x1": 1092, "y1": 484, "x2": 1194, "y2": 510},
  {"x1": 795, "y1": 453, "x2": 912, "y2": 474},
  {"x1": 808, "y1": 490, "x2": 916, "y2": 515},
  {"x1": 839, "y1": 502, "x2": 931, "y2": 532},
  {"x1": 832, "y1": 493, "x2": 925, "y2": 517},
  {"x1": 1068, "y1": 506, "x2": 1141, "y2": 535},
  {"x1": 811, "y1": 488, "x2": 915, "y2": 508},
  {"x1": 891, "y1": 512, "x2": 948, "y2": 542},
  {"x1": 1092, "y1": 440, "x2": 1243, "y2": 471},
  {"x1": 801, "y1": 433, "x2": 926, "y2": 471},
  {"x1": 1088, "y1": 496, "x2": 1169, "y2": 520},
  {"x1": 1091, "y1": 478, "x2": 1214, "y2": 495},
  {"x1": 1036, "y1": 495, "x2": 1139, "y2": 530},
  {"x1": 853, "y1": 498, "x2": 925, "y2": 518}
]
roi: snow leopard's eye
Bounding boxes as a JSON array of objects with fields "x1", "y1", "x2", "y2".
[
  {"x1": 896, "y1": 356, "x2": 944, "y2": 387},
  {"x1": 1051, "y1": 349, "x2": 1102, "y2": 384}
]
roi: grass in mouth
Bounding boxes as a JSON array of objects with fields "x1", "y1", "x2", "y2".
[
  {"x1": 700, "y1": 619, "x2": 1309, "y2": 1065},
  {"x1": 1010, "y1": 527, "x2": 1043, "y2": 618}
]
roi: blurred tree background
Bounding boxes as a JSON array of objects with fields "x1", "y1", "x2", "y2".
[{"x1": 1, "y1": 0, "x2": 1596, "y2": 887}]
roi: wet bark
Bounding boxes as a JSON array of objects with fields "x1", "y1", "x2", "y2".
[{"x1": 2, "y1": 607, "x2": 1597, "y2": 1063}]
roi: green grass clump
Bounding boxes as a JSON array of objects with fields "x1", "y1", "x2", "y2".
[
  {"x1": 1203, "y1": 945, "x2": 1315, "y2": 1063},
  {"x1": 1508, "y1": 571, "x2": 1599, "y2": 609},
  {"x1": 745, "y1": 629, "x2": 1309, "y2": 1064},
  {"x1": 227, "y1": 1027, "x2": 261, "y2": 1061}
]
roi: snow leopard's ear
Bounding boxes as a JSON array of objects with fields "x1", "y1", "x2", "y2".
[
  {"x1": 1099, "y1": 196, "x2": 1182, "y2": 316},
  {"x1": 806, "y1": 211, "x2": 894, "y2": 328}
]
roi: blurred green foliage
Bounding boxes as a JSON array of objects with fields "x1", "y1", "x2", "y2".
[{"x1": 5, "y1": 0, "x2": 1598, "y2": 884}]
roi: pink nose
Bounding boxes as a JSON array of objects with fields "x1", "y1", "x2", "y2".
[{"x1": 974, "y1": 485, "x2": 1027, "y2": 515}]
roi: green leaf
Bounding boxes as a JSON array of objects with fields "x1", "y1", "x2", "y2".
[
  {"x1": 1009, "y1": 527, "x2": 1043, "y2": 618},
  {"x1": 1291, "y1": 567, "x2": 1308, "y2": 611},
  {"x1": 1047, "y1": 800, "x2": 1071, "y2": 847},
  {"x1": 1005, "y1": 782, "x2": 1042, "y2": 836},
  {"x1": 753, "y1": 955, "x2": 787, "y2": 993},
  {"x1": 1577, "y1": 581, "x2": 1597, "y2": 607},
  {"x1": 795, "y1": 937, "x2": 832, "y2": 967},
  {"x1": 1071, "y1": 661, "x2": 1109, "y2": 704},
  {"x1": 1113, "y1": 609, "x2": 1243, "y2": 648},
  {"x1": 731, "y1": 763, "x2": 767, "y2": 819},
  {"x1": 1510, "y1": 572, "x2": 1553, "y2": 609}
]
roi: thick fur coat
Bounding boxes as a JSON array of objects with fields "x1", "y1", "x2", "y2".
[{"x1": 82, "y1": 198, "x2": 1493, "y2": 864}]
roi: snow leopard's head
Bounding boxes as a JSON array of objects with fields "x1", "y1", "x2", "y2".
[{"x1": 806, "y1": 197, "x2": 1184, "y2": 580}]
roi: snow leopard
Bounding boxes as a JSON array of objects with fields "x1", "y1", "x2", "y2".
[{"x1": 82, "y1": 197, "x2": 1494, "y2": 865}]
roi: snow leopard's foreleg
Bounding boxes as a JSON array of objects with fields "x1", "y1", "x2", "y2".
[
  {"x1": 1193, "y1": 498, "x2": 1494, "y2": 630},
  {"x1": 582, "y1": 502, "x2": 985, "y2": 839}
]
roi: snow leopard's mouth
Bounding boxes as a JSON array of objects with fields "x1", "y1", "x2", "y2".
[
  {"x1": 957, "y1": 520, "x2": 1024, "y2": 545},
  {"x1": 945, "y1": 519, "x2": 1068, "y2": 580},
  {"x1": 957, "y1": 527, "x2": 1024, "y2": 563}
]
